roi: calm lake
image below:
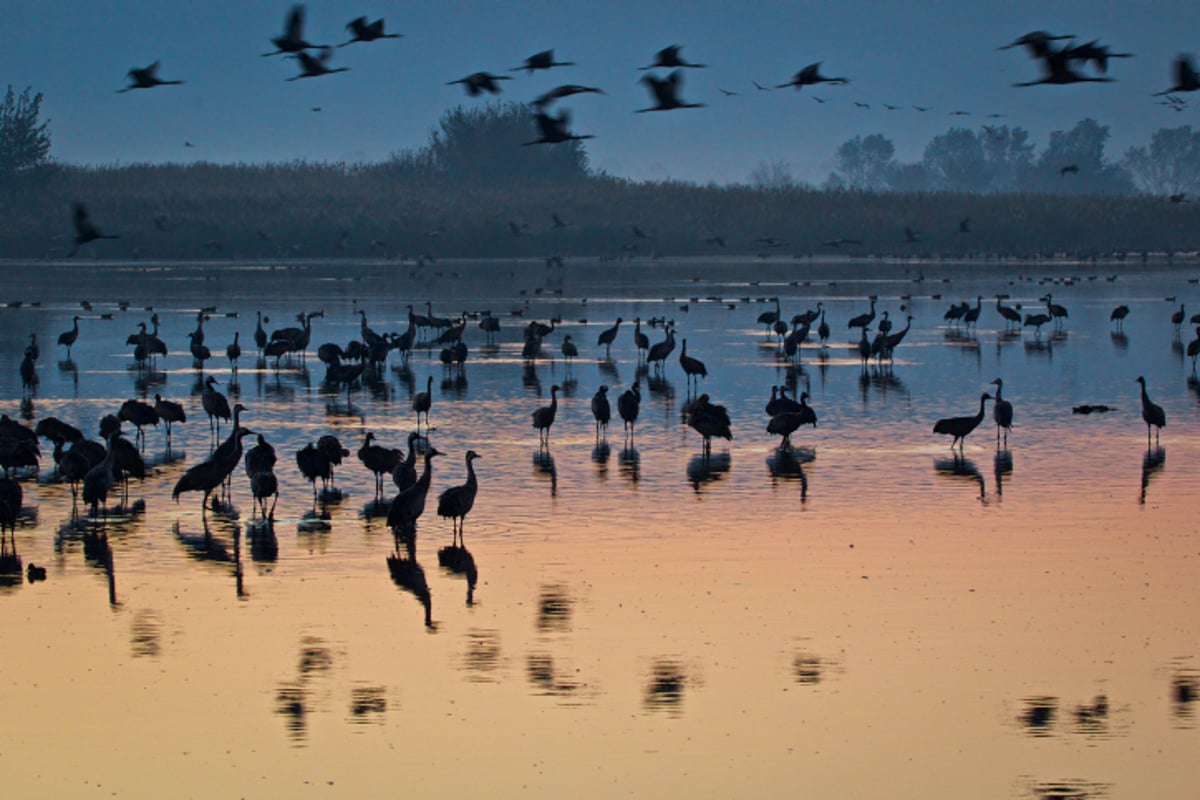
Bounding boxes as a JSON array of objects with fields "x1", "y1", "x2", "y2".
[{"x1": 1, "y1": 256, "x2": 1198, "y2": 799}]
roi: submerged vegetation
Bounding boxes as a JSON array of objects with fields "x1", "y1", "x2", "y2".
[{"x1": 0, "y1": 100, "x2": 1198, "y2": 261}]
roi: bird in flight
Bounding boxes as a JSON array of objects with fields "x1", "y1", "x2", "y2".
[
  {"x1": 340, "y1": 17, "x2": 401, "y2": 46},
  {"x1": 1013, "y1": 44, "x2": 1116, "y2": 87},
  {"x1": 263, "y1": 5, "x2": 325, "y2": 56},
  {"x1": 636, "y1": 70, "x2": 705, "y2": 112},
  {"x1": 777, "y1": 62, "x2": 849, "y2": 91},
  {"x1": 641, "y1": 45, "x2": 706, "y2": 70},
  {"x1": 997, "y1": 30, "x2": 1076, "y2": 58},
  {"x1": 532, "y1": 84, "x2": 604, "y2": 108},
  {"x1": 511, "y1": 50, "x2": 575, "y2": 74},
  {"x1": 68, "y1": 203, "x2": 119, "y2": 257},
  {"x1": 1155, "y1": 54, "x2": 1200, "y2": 95},
  {"x1": 448, "y1": 71, "x2": 512, "y2": 96},
  {"x1": 523, "y1": 110, "x2": 595, "y2": 145},
  {"x1": 286, "y1": 47, "x2": 349, "y2": 80},
  {"x1": 118, "y1": 61, "x2": 183, "y2": 92},
  {"x1": 1064, "y1": 40, "x2": 1132, "y2": 74}
]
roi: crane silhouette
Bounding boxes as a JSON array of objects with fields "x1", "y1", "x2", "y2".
[
  {"x1": 388, "y1": 447, "x2": 442, "y2": 534},
  {"x1": 1136, "y1": 376, "x2": 1165, "y2": 446},
  {"x1": 591, "y1": 385, "x2": 611, "y2": 440},
  {"x1": 57, "y1": 315, "x2": 81, "y2": 357},
  {"x1": 687, "y1": 394, "x2": 732, "y2": 456},
  {"x1": 767, "y1": 392, "x2": 817, "y2": 450},
  {"x1": 532, "y1": 385, "x2": 561, "y2": 446},
  {"x1": 154, "y1": 395, "x2": 186, "y2": 446},
  {"x1": 679, "y1": 339, "x2": 707, "y2": 391},
  {"x1": 339, "y1": 16, "x2": 401, "y2": 46},
  {"x1": 1013, "y1": 44, "x2": 1116, "y2": 87},
  {"x1": 118, "y1": 61, "x2": 183, "y2": 92},
  {"x1": 933, "y1": 393, "x2": 992, "y2": 450},
  {"x1": 640, "y1": 45, "x2": 706, "y2": 70},
  {"x1": 618, "y1": 380, "x2": 641, "y2": 437},
  {"x1": 286, "y1": 47, "x2": 349, "y2": 81},
  {"x1": 1155, "y1": 54, "x2": 1200, "y2": 95},
  {"x1": 447, "y1": 71, "x2": 512, "y2": 96},
  {"x1": 996, "y1": 296, "x2": 1022, "y2": 330},
  {"x1": 511, "y1": 49, "x2": 575, "y2": 74},
  {"x1": 636, "y1": 70, "x2": 705, "y2": 112},
  {"x1": 998, "y1": 30, "x2": 1076, "y2": 58},
  {"x1": 777, "y1": 62, "x2": 849, "y2": 91},
  {"x1": 532, "y1": 84, "x2": 605, "y2": 108},
  {"x1": 67, "y1": 203, "x2": 119, "y2": 257},
  {"x1": 1110, "y1": 304, "x2": 1130, "y2": 331},
  {"x1": 263, "y1": 4, "x2": 324, "y2": 56},
  {"x1": 523, "y1": 110, "x2": 594, "y2": 145},
  {"x1": 358, "y1": 432, "x2": 403, "y2": 498},
  {"x1": 991, "y1": 378, "x2": 1014, "y2": 446},
  {"x1": 438, "y1": 450, "x2": 481, "y2": 545},
  {"x1": 413, "y1": 375, "x2": 434, "y2": 432},
  {"x1": 597, "y1": 317, "x2": 623, "y2": 358},
  {"x1": 202, "y1": 375, "x2": 232, "y2": 436}
]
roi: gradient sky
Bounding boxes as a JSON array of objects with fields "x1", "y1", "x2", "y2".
[{"x1": 2, "y1": 1, "x2": 1196, "y2": 184}]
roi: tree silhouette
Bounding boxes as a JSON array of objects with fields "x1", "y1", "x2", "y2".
[
  {"x1": 830, "y1": 134, "x2": 896, "y2": 190},
  {"x1": 425, "y1": 102, "x2": 591, "y2": 186},
  {"x1": 1123, "y1": 125, "x2": 1200, "y2": 196},
  {"x1": 0, "y1": 86, "x2": 52, "y2": 177}
]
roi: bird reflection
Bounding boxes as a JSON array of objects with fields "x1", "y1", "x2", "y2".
[
  {"x1": 387, "y1": 538, "x2": 433, "y2": 628},
  {"x1": 994, "y1": 448, "x2": 1013, "y2": 497},
  {"x1": 1172, "y1": 672, "x2": 1198, "y2": 723},
  {"x1": 934, "y1": 453, "x2": 985, "y2": 500},
  {"x1": 533, "y1": 449, "x2": 557, "y2": 497},
  {"x1": 522, "y1": 362, "x2": 541, "y2": 392},
  {"x1": 597, "y1": 358, "x2": 620, "y2": 383},
  {"x1": 619, "y1": 444, "x2": 640, "y2": 484},
  {"x1": 526, "y1": 652, "x2": 583, "y2": 696},
  {"x1": 1110, "y1": 331, "x2": 1129, "y2": 351},
  {"x1": 83, "y1": 530, "x2": 118, "y2": 605},
  {"x1": 767, "y1": 448, "x2": 811, "y2": 499},
  {"x1": 687, "y1": 451, "x2": 731, "y2": 492},
  {"x1": 1019, "y1": 695, "x2": 1058, "y2": 736},
  {"x1": 591, "y1": 440, "x2": 611, "y2": 479},
  {"x1": 246, "y1": 518, "x2": 278, "y2": 562},
  {"x1": 437, "y1": 544, "x2": 477, "y2": 605},
  {"x1": 536, "y1": 584, "x2": 573, "y2": 633},
  {"x1": 643, "y1": 658, "x2": 688, "y2": 716},
  {"x1": 1140, "y1": 446, "x2": 1165, "y2": 505}
]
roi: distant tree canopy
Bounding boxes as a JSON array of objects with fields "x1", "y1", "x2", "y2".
[
  {"x1": 0, "y1": 85, "x2": 52, "y2": 177},
  {"x1": 826, "y1": 118, "x2": 1146, "y2": 196},
  {"x1": 1124, "y1": 125, "x2": 1200, "y2": 196},
  {"x1": 413, "y1": 102, "x2": 591, "y2": 186}
]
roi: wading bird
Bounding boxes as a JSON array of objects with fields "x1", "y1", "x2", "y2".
[
  {"x1": 991, "y1": 378, "x2": 1014, "y2": 446},
  {"x1": 1136, "y1": 376, "x2": 1165, "y2": 445},
  {"x1": 591, "y1": 385, "x2": 611, "y2": 439},
  {"x1": 57, "y1": 316, "x2": 81, "y2": 357},
  {"x1": 438, "y1": 450, "x2": 481, "y2": 545},
  {"x1": 933, "y1": 393, "x2": 992, "y2": 450},
  {"x1": 531, "y1": 385, "x2": 561, "y2": 446}
]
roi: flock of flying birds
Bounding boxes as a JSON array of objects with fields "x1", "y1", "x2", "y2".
[{"x1": 111, "y1": 6, "x2": 1200, "y2": 152}]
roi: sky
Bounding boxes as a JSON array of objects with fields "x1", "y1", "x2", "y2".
[{"x1": 2, "y1": 1, "x2": 1198, "y2": 185}]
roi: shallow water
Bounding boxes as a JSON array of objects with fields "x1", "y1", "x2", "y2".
[{"x1": 2, "y1": 256, "x2": 1199, "y2": 799}]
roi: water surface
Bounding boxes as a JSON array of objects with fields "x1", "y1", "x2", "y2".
[{"x1": 1, "y1": 257, "x2": 1197, "y2": 798}]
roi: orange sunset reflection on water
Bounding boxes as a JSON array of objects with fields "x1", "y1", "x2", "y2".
[{"x1": 0, "y1": 258, "x2": 1197, "y2": 798}]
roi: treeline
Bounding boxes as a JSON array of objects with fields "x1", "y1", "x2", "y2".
[
  {"x1": 820, "y1": 118, "x2": 1200, "y2": 197},
  {"x1": 0, "y1": 103, "x2": 1198, "y2": 261}
]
